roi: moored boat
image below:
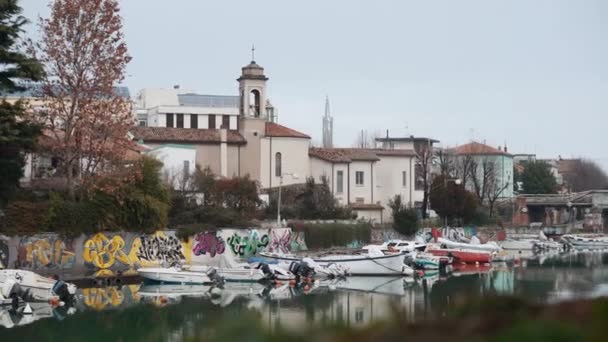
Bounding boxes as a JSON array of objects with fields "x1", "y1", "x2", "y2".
[
  {"x1": 561, "y1": 234, "x2": 608, "y2": 249},
  {"x1": 259, "y1": 246, "x2": 414, "y2": 276},
  {"x1": 138, "y1": 267, "x2": 214, "y2": 284},
  {"x1": 0, "y1": 270, "x2": 76, "y2": 303},
  {"x1": 437, "y1": 237, "x2": 502, "y2": 253},
  {"x1": 426, "y1": 248, "x2": 492, "y2": 264}
]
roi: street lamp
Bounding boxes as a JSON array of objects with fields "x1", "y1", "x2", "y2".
[{"x1": 277, "y1": 173, "x2": 298, "y2": 226}]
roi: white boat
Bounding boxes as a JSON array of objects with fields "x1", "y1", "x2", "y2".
[
  {"x1": 137, "y1": 267, "x2": 213, "y2": 284},
  {"x1": 187, "y1": 264, "x2": 294, "y2": 282},
  {"x1": 259, "y1": 246, "x2": 414, "y2": 276},
  {"x1": 0, "y1": 270, "x2": 76, "y2": 302},
  {"x1": 500, "y1": 231, "x2": 564, "y2": 251},
  {"x1": 413, "y1": 252, "x2": 442, "y2": 270},
  {"x1": 437, "y1": 237, "x2": 502, "y2": 253},
  {"x1": 561, "y1": 235, "x2": 608, "y2": 249},
  {"x1": 369, "y1": 239, "x2": 427, "y2": 253}
]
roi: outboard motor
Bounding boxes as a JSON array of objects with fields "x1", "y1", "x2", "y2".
[
  {"x1": 257, "y1": 262, "x2": 275, "y2": 280},
  {"x1": 51, "y1": 275, "x2": 76, "y2": 305},
  {"x1": 2, "y1": 277, "x2": 34, "y2": 310},
  {"x1": 288, "y1": 260, "x2": 315, "y2": 282},
  {"x1": 206, "y1": 268, "x2": 225, "y2": 287}
]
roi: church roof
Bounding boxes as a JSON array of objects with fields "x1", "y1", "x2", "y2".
[
  {"x1": 130, "y1": 127, "x2": 246, "y2": 145},
  {"x1": 309, "y1": 148, "x2": 416, "y2": 163},
  {"x1": 265, "y1": 122, "x2": 311, "y2": 139},
  {"x1": 450, "y1": 142, "x2": 511, "y2": 156}
]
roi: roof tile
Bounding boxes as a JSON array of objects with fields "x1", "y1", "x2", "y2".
[
  {"x1": 130, "y1": 127, "x2": 246, "y2": 144},
  {"x1": 265, "y1": 122, "x2": 311, "y2": 139}
]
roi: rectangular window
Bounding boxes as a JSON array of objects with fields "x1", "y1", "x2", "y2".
[
  {"x1": 222, "y1": 115, "x2": 230, "y2": 129},
  {"x1": 166, "y1": 114, "x2": 174, "y2": 128},
  {"x1": 138, "y1": 120, "x2": 146, "y2": 127},
  {"x1": 356, "y1": 171, "x2": 364, "y2": 186},
  {"x1": 208, "y1": 115, "x2": 216, "y2": 129},
  {"x1": 191, "y1": 114, "x2": 198, "y2": 129},
  {"x1": 176, "y1": 114, "x2": 184, "y2": 128},
  {"x1": 402, "y1": 171, "x2": 407, "y2": 187},
  {"x1": 336, "y1": 171, "x2": 344, "y2": 193},
  {"x1": 355, "y1": 197, "x2": 365, "y2": 204}
]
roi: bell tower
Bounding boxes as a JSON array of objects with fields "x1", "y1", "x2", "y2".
[{"x1": 238, "y1": 50, "x2": 269, "y2": 119}]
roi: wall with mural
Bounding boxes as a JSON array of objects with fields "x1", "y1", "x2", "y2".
[{"x1": 0, "y1": 228, "x2": 308, "y2": 275}]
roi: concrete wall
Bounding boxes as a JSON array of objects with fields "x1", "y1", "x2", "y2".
[
  {"x1": 0, "y1": 229, "x2": 308, "y2": 276},
  {"x1": 261, "y1": 137, "x2": 311, "y2": 189},
  {"x1": 147, "y1": 145, "x2": 197, "y2": 188},
  {"x1": 349, "y1": 161, "x2": 375, "y2": 205},
  {"x1": 195, "y1": 145, "x2": 222, "y2": 175}
]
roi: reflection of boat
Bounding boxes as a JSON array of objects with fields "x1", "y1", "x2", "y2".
[
  {"x1": 260, "y1": 246, "x2": 413, "y2": 276},
  {"x1": 0, "y1": 270, "x2": 76, "y2": 302},
  {"x1": 0, "y1": 303, "x2": 76, "y2": 328},
  {"x1": 561, "y1": 235, "x2": 608, "y2": 249},
  {"x1": 413, "y1": 253, "x2": 442, "y2": 270},
  {"x1": 319, "y1": 276, "x2": 414, "y2": 296},
  {"x1": 500, "y1": 239, "x2": 535, "y2": 250},
  {"x1": 451, "y1": 263, "x2": 492, "y2": 276},
  {"x1": 139, "y1": 284, "x2": 213, "y2": 298}
]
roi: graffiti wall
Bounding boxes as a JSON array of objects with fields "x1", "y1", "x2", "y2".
[{"x1": 0, "y1": 228, "x2": 307, "y2": 274}]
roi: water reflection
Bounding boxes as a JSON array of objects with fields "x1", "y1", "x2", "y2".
[{"x1": 1, "y1": 250, "x2": 608, "y2": 337}]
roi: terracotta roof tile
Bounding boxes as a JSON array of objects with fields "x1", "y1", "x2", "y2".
[
  {"x1": 309, "y1": 148, "x2": 416, "y2": 163},
  {"x1": 130, "y1": 127, "x2": 246, "y2": 145},
  {"x1": 350, "y1": 203, "x2": 384, "y2": 210},
  {"x1": 450, "y1": 142, "x2": 511, "y2": 156},
  {"x1": 265, "y1": 122, "x2": 311, "y2": 139}
]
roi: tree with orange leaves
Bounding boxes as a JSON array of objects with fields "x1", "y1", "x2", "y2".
[{"x1": 30, "y1": 0, "x2": 133, "y2": 198}]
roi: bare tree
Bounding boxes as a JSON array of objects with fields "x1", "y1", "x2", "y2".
[
  {"x1": 562, "y1": 159, "x2": 608, "y2": 192},
  {"x1": 353, "y1": 129, "x2": 381, "y2": 148},
  {"x1": 486, "y1": 169, "x2": 510, "y2": 217},
  {"x1": 468, "y1": 157, "x2": 494, "y2": 204},
  {"x1": 454, "y1": 154, "x2": 475, "y2": 190},
  {"x1": 416, "y1": 142, "x2": 433, "y2": 219}
]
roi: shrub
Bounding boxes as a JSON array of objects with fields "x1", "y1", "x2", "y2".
[
  {"x1": 291, "y1": 222, "x2": 371, "y2": 249},
  {"x1": 388, "y1": 195, "x2": 419, "y2": 236}
]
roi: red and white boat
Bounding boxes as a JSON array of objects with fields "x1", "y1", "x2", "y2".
[{"x1": 426, "y1": 248, "x2": 492, "y2": 264}]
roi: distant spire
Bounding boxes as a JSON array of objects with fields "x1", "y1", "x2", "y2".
[{"x1": 322, "y1": 96, "x2": 333, "y2": 148}]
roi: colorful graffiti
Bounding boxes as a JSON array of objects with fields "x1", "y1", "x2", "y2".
[
  {"x1": 226, "y1": 230, "x2": 269, "y2": 257},
  {"x1": 137, "y1": 233, "x2": 184, "y2": 265},
  {"x1": 268, "y1": 229, "x2": 291, "y2": 254},
  {"x1": 0, "y1": 239, "x2": 8, "y2": 269},
  {"x1": 289, "y1": 231, "x2": 308, "y2": 252},
  {"x1": 15, "y1": 236, "x2": 76, "y2": 269},
  {"x1": 192, "y1": 232, "x2": 225, "y2": 257},
  {"x1": 83, "y1": 233, "x2": 139, "y2": 269}
]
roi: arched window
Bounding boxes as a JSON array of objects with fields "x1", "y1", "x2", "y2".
[
  {"x1": 275, "y1": 152, "x2": 282, "y2": 177},
  {"x1": 249, "y1": 89, "x2": 261, "y2": 117}
]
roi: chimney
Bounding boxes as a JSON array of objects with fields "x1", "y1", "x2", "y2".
[
  {"x1": 504, "y1": 145, "x2": 508, "y2": 153},
  {"x1": 386, "y1": 129, "x2": 389, "y2": 138},
  {"x1": 173, "y1": 85, "x2": 180, "y2": 90}
]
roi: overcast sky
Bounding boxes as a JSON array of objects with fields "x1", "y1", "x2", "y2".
[{"x1": 21, "y1": 0, "x2": 608, "y2": 171}]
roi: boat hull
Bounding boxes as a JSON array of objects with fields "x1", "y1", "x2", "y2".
[
  {"x1": 138, "y1": 267, "x2": 212, "y2": 284},
  {"x1": 427, "y1": 249, "x2": 492, "y2": 264}
]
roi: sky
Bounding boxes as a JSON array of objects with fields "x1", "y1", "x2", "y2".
[{"x1": 20, "y1": 0, "x2": 608, "y2": 171}]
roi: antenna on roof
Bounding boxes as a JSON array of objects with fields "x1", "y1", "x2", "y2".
[{"x1": 251, "y1": 44, "x2": 256, "y2": 62}]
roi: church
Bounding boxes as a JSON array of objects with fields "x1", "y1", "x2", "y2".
[{"x1": 132, "y1": 60, "x2": 423, "y2": 223}]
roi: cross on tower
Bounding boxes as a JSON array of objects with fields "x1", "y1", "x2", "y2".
[{"x1": 251, "y1": 44, "x2": 255, "y2": 62}]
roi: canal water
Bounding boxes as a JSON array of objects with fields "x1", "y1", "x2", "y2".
[{"x1": 1, "y1": 251, "x2": 608, "y2": 340}]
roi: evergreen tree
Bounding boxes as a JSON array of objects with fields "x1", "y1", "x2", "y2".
[
  {"x1": 0, "y1": 0, "x2": 43, "y2": 207},
  {"x1": 518, "y1": 161, "x2": 557, "y2": 194}
]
